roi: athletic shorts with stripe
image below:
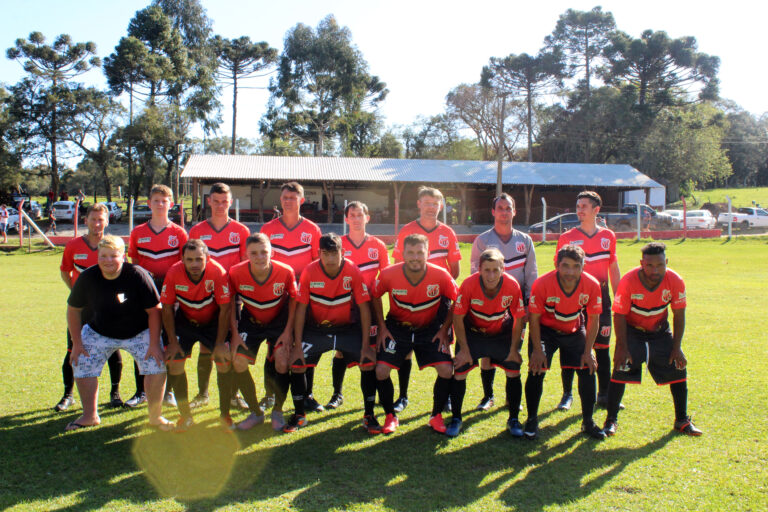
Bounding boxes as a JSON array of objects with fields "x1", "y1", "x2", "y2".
[
  {"x1": 454, "y1": 326, "x2": 521, "y2": 376},
  {"x1": 73, "y1": 325, "x2": 165, "y2": 378},
  {"x1": 610, "y1": 324, "x2": 687, "y2": 385},
  {"x1": 235, "y1": 309, "x2": 286, "y2": 364},
  {"x1": 167, "y1": 311, "x2": 227, "y2": 362},
  {"x1": 594, "y1": 285, "x2": 613, "y2": 349},
  {"x1": 529, "y1": 324, "x2": 588, "y2": 371},
  {"x1": 376, "y1": 318, "x2": 453, "y2": 370},
  {"x1": 292, "y1": 326, "x2": 373, "y2": 369}
]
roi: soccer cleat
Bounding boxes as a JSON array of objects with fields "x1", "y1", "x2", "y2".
[
  {"x1": 382, "y1": 413, "x2": 399, "y2": 435},
  {"x1": 259, "y1": 395, "x2": 275, "y2": 410},
  {"x1": 428, "y1": 414, "x2": 447, "y2": 434},
  {"x1": 603, "y1": 418, "x2": 618, "y2": 437},
  {"x1": 231, "y1": 393, "x2": 249, "y2": 410},
  {"x1": 393, "y1": 397, "x2": 409, "y2": 413},
  {"x1": 108, "y1": 391, "x2": 124, "y2": 409},
  {"x1": 325, "y1": 393, "x2": 344, "y2": 410},
  {"x1": 557, "y1": 392, "x2": 573, "y2": 411},
  {"x1": 163, "y1": 391, "x2": 177, "y2": 408},
  {"x1": 443, "y1": 396, "x2": 452, "y2": 413},
  {"x1": 54, "y1": 395, "x2": 75, "y2": 412},
  {"x1": 219, "y1": 414, "x2": 235, "y2": 432},
  {"x1": 362, "y1": 415, "x2": 382, "y2": 435},
  {"x1": 282, "y1": 414, "x2": 307, "y2": 433},
  {"x1": 271, "y1": 411, "x2": 286, "y2": 431},
  {"x1": 189, "y1": 393, "x2": 209, "y2": 409},
  {"x1": 175, "y1": 416, "x2": 194, "y2": 433},
  {"x1": 445, "y1": 418, "x2": 463, "y2": 437},
  {"x1": 124, "y1": 392, "x2": 147, "y2": 408},
  {"x1": 237, "y1": 412, "x2": 266, "y2": 430},
  {"x1": 476, "y1": 396, "x2": 494, "y2": 411},
  {"x1": 674, "y1": 416, "x2": 703, "y2": 436},
  {"x1": 523, "y1": 418, "x2": 538, "y2": 440},
  {"x1": 507, "y1": 418, "x2": 524, "y2": 438},
  {"x1": 582, "y1": 420, "x2": 607, "y2": 440},
  {"x1": 304, "y1": 394, "x2": 325, "y2": 413}
]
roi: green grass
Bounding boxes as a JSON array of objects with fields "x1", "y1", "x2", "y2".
[
  {"x1": 1, "y1": 239, "x2": 767, "y2": 511},
  {"x1": 686, "y1": 187, "x2": 768, "y2": 208}
]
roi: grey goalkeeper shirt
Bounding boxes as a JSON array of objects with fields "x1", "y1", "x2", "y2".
[{"x1": 470, "y1": 228, "x2": 537, "y2": 302}]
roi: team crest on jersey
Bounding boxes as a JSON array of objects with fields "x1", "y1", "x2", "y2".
[
  {"x1": 273, "y1": 283, "x2": 284, "y2": 296},
  {"x1": 168, "y1": 235, "x2": 179, "y2": 248},
  {"x1": 229, "y1": 232, "x2": 241, "y2": 244},
  {"x1": 438, "y1": 235, "x2": 449, "y2": 248},
  {"x1": 600, "y1": 326, "x2": 612, "y2": 337},
  {"x1": 300, "y1": 232, "x2": 312, "y2": 244},
  {"x1": 502, "y1": 295, "x2": 514, "y2": 308},
  {"x1": 516, "y1": 242, "x2": 526, "y2": 253},
  {"x1": 601, "y1": 238, "x2": 610, "y2": 250},
  {"x1": 205, "y1": 280, "x2": 215, "y2": 293},
  {"x1": 343, "y1": 276, "x2": 352, "y2": 291},
  {"x1": 578, "y1": 293, "x2": 590, "y2": 306},
  {"x1": 368, "y1": 248, "x2": 378, "y2": 259},
  {"x1": 385, "y1": 339, "x2": 397, "y2": 354},
  {"x1": 426, "y1": 284, "x2": 440, "y2": 298},
  {"x1": 661, "y1": 289, "x2": 672, "y2": 302}
]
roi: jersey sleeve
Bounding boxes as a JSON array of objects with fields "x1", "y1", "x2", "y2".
[
  {"x1": 285, "y1": 268, "x2": 298, "y2": 298},
  {"x1": 159, "y1": 271, "x2": 177, "y2": 305},
  {"x1": 128, "y1": 230, "x2": 138, "y2": 262},
  {"x1": 239, "y1": 224, "x2": 249, "y2": 262},
  {"x1": 378, "y1": 239, "x2": 390, "y2": 271},
  {"x1": 295, "y1": 270, "x2": 310, "y2": 305},
  {"x1": 523, "y1": 238, "x2": 538, "y2": 302},
  {"x1": 508, "y1": 279, "x2": 526, "y2": 318},
  {"x1": 351, "y1": 266, "x2": 370, "y2": 304},
  {"x1": 442, "y1": 271, "x2": 459, "y2": 302},
  {"x1": 453, "y1": 281, "x2": 470, "y2": 316},
  {"x1": 586, "y1": 280, "x2": 603, "y2": 315},
  {"x1": 60, "y1": 243, "x2": 75, "y2": 273},
  {"x1": 670, "y1": 273, "x2": 687, "y2": 310},
  {"x1": 177, "y1": 229, "x2": 189, "y2": 259},
  {"x1": 608, "y1": 231, "x2": 618, "y2": 265},
  {"x1": 392, "y1": 231, "x2": 405, "y2": 262},
  {"x1": 447, "y1": 230, "x2": 462, "y2": 262},
  {"x1": 310, "y1": 224, "x2": 321, "y2": 260},
  {"x1": 372, "y1": 272, "x2": 389, "y2": 299},
  {"x1": 554, "y1": 235, "x2": 566, "y2": 266},
  {"x1": 611, "y1": 275, "x2": 632, "y2": 315},
  {"x1": 215, "y1": 270, "x2": 232, "y2": 304},
  {"x1": 528, "y1": 279, "x2": 545, "y2": 315},
  {"x1": 469, "y1": 236, "x2": 484, "y2": 274}
]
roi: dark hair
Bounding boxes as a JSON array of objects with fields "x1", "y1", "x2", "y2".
[
  {"x1": 556, "y1": 244, "x2": 585, "y2": 265},
  {"x1": 641, "y1": 242, "x2": 666, "y2": 256},
  {"x1": 403, "y1": 233, "x2": 428, "y2": 250},
  {"x1": 209, "y1": 182, "x2": 231, "y2": 195},
  {"x1": 492, "y1": 193, "x2": 515, "y2": 209},
  {"x1": 577, "y1": 191, "x2": 602, "y2": 208},
  {"x1": 280, "y1": 181, "x2": 304, "y2": 197},
  {"x1": 183, "y1": 238, "x2": 209, "y2": 256},
  {"x1": 319, "y1": 232, "x2": 342, "y2": 252},
  {"x1": 344, "y1": 201, "x2": 369, "y2": 217},
  {"x1": 246, "y1": 233, "x2": 270, "y2": 247}
]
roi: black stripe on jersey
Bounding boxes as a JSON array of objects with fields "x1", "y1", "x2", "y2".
[
  {"x1": 429, "y1": 249, "x2": 449, "y2": 258},
  {"x1": 177, "y1": 293, "x2": 215, "y2": 310},
  {"x1": 207, "y1": 244, "x2": 241, "y2": 257},
  {"x1": 544, "y1": 304, "x2": 581, "y2": 323},
  {"x1": 272, "y1": 244, "x2": 311, "y2": 256},
  {"x1": 469, "y1": 308, "x2": 508, "y2": 323},
  {"x1": 357, "y1": 260, "x2": 379, "y2": 271},
  {"x1": 137, "y1": 247, "x2": 179, "y2": 260},
  {"x1": 505, "y1": 254, "x2": 526, "y2": 264},
  {"x1": 240, "y1": 295, "x2": 282, "y2": 310},
  {"x1": 583, "y1": 250, "x2": 610, "y2": 261},
  {"x1": 629, "y1": 303, "x2": 668, "y2": 317},
  {"x1": 74, "y1": 263, "x2": 89, "y2": 273},
  {"x1": 392, "y1": 295, "x2": 441, "y2": 313},
  {"x1": 309, "y1": 291, "x2": 352, "y2": 307}
]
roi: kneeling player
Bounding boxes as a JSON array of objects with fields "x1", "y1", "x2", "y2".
[
  {"x1": 373, "y1": 234, "x2": 459, "y2": 435},
  {"x1": 603, "y1": 242, "x2": 701, "y2": 436},
  {"x1": 285, "y1": 233, "x2": 378, "y2": 433},
  {"x1": 453, "y1": 249, "x2": 526, "y2": 437},
  {"x1": 229, "y1": 234, "x2": 297, "y2": 431},
  {"x1": 525, "y1": 245, "x2": 606, "y2": 440}
]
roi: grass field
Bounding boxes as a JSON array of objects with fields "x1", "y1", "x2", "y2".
[
  {"x1": 688, "y1": 187, "x2": 768, "y2": 208},
  {"x1": 1, "y1": 239, "x2": 767, "y2": 511}
]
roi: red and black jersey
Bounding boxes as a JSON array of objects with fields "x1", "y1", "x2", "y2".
[
  {"x1": 342, "y1": 234, "x2": 390, "y2": 291},
  {"x1": 612, "y1": 267, "x2": 686, "y2": 332},
  {"x1": 188, "y1": 219, "x2": 249, "y2": 272},
  {"x1": 373, "y1": 262, "x2": 458, "y2": 329},
  {"x1": 392, "y1": 221, "x2": 461, "y2": 273},
  {"x1": 160, "y1": 259, "x2": 231, "y2": 325},
  {"x1": 529, "y1": 269, "x2": 602, "y2": 333},
  {"x1": 260, "y1": 217, "x2": 321, "y2": 279},
  {"x1": 128, "y1": 222, "x2": 188, "y2": 280},
  {"x1": 454, "y1": 273, "x2": 525, "y2": 335},
  {"x1": 229, "y1": 259, "x2": 297, "y2": 325},
  {"x1": 556, "y1": 227, "x2": 617, "y2": 286},
  {"x1": 296, "y1": 259, "x2": 370, "y2": 328},
  {"x1": 60, "y1": 236, "x2": 100, "y2": 284}
]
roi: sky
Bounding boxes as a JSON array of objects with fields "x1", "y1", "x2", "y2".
[{"x1": 1, "y1": 0, "x2": 766, "y2": 142}]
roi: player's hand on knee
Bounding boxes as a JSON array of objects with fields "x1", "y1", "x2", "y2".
[
  {"x1": 165, "y1": 340, "x2": 183, "y2": 362},
  {"x1": 213, "y1": 343, "x2": 231, "y2": 364},
  {"x1": 453, "y1": 349, "x2": 472, "y2": 370},
  {"x1": 361, "y1": 344, "x2": 377, "y2": 365},
  {"x1": 145, "y1": 344, "x2": 164, "y2": 366},
  {"x1": 70, "y1": 344, "x2": 89, "y2": 367},
  {"x1": 275, "y1": 330, "x2": 293, "y2": 351},
  {"x1": 377, "y1": 328, "x2": 393, "y2": 351},
  {"x1": 613, "y1": 345, "x2": 632, "y2": 367},
  {"x1": 229, "y1": 332, "x2": 245, "y2": 357},
  {"x1": 582, "y1": 351, "x2": 598, "y2": 374},
  {"x1": 505, "y1": 350, "x2": 522, "y2": 365},
  {"x1": 528, "y1": 350, "x2": 546, "y2": 375},
  {"x1": 669, "y1": 348, "x2": 687, "y2": 370}
]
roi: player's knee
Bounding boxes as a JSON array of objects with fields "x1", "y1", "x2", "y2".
[
  {"x1": 375, "y1": 364, "x2": 390, "y2": 380},
  {"x1": 168, "y1": 361, "x2": 185, "y2": 375},
  {"x1": 233, "y1": 357, "x2": 248, "y2": 373},
  {"x1": 435, "y1": 363, "x2": 453, "y2": 379}
]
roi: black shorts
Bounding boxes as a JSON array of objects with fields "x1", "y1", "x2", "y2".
[
  {"x1": 595, "y1": 285, "x2": 613, "y2": 349},
  {"x1": 292, "y1": 326, "x2": 372, "y2": 369},
  {"x1": 169, "y1": 313, "x2": 224, "y2": 362},
  {"x1": 529, "y1": 324, "x2": 588, "y2": 371},
  {"x1": 610, "y1": 326, "x2": 687, "y2": 385},
  {"x1": 376, "y1": 318, "x2": 452, "y2": 370},
  {"x1": 455, "y1": 327, "x2": 521, "y2": 375},
  {"x1": 235, "y1": 311, "x2": 285, "y2": 364}
]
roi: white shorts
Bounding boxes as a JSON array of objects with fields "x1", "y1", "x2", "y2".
[{"x1": 72, "y1": 325, "x2": 166, "y2": 378}]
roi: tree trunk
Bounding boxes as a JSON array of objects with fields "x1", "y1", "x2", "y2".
[
  {"x1": 231, "y1": 73, "x2": 238, "y2": 155},
  {"x1": 258, "y1": 180, "x2": 271, "y2": 223},
  {"x1": 322, "y1": 182, "x2": 334, "y2": 224},
  {"x1": 50, "y1": 136, "x2": 60, "y2": 200},
  {"x1": 526, "y1": 87, "x2": 533, "y2": 163},
  {"x1": 585, "y1": 47, "x2": 592, "y2": 163},
  {"x1": 101, "y1": 161, "x2": 113, "y2": 202},
  {"x1": 524, "y1": 185, "x2": 535, "y2": 225},
  {"x1": 458, "y1": 184, "x2": 468, "y2": 225}
]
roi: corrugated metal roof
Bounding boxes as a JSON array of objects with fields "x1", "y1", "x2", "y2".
[{"x1": 181, "y1": 155, "x2": 663, "y2": 189}]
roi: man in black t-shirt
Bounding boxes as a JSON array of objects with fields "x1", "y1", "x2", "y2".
[{"x1": 65, "y1": 235, "x2": 171, "y2": 431}]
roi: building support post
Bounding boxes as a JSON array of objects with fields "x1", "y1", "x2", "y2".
[{"x1": 393, "y1": 182, "x2": 405, "y2": 234}]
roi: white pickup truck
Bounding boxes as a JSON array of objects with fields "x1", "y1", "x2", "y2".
[{"x1": 717, "y1": 207, "x2": 768, "y2": 228}]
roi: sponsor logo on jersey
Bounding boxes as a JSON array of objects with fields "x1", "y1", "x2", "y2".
[
  {"x1": 269, "y1": 233, "x2": 284, "y2": 240},
  {"x1": 569, "y1": 240, "x2": 584, "y2": 246},
  {"x1": 392, "y1": 289, "x2": 408, "y2": 296},
  {"x1": 471, "y1": 299, "x2": 484, "y2": 306},
  {"x1": 344, "y1": 250, "x2": 352, "y2": 257},
  {"x1": 601, "y1": 238, "x2": 610, "y2": 250},
  {"x1": 239, "y1": 284, "x2": 254, "y2": 292},
  {"x1": 310, "y1": 281, "x2": 325, "y2": 288},
  {"x1": 161, "y1": 284, "x2": 167, "y2": 294},
  {"x1": 600, "y1": 325, "x2": 612, "y2": 337},
  {"x1": 368, "y1": 248, "x2": 378, "y2": 259},
  {"x1": 578, "y1": 293, "x2": 590, "y2": 306},
  {"x1": 200, "y1": 235, "x2": 212, "y2": 241},
  {"x1": 222, "y1": 284, "x2": 229, "y2": 295},
  {"x1": 501, "y1": 295, "x2": 514, "y2": 308},
  {"x1": 175, "y1": 285, "x2": 189, "y2": 291},
  {"x1": 74, "y1": 254, "x2": 88, "y2": 260},
  {"x1": 168, "y1": 235, "x2": 179, "y2": 248},
  {"x1": 661, "y1": 289, "x2": 672, "y2": 302},
  {"x1": 343, "y1": 276, "x2": 352, "y2": 291},
  {"x1": 530, "y1": 296, "x2": 536, "y2": 305},
  {"x1": 438, "y1": 235, "x2": 449, "y2": 248},
  {"x1": 138, "y1": 237, "x2": 151, "y2": 244},
  {"x1": 516, "y1": 242, "x2": 526, "y2": 253},
  {"x1": 300, "y1": 232, "x2": 312, "y2": 244},
  {"x1": 678, "y1": 291, "x2": 686, "y2": 299},
  {"x1": 631, "y1": 294, "x2": 644, "y2": 300},
  {"x1": 229, "y1": 232, "x2": 241, "y2": 244},
  {"x1": 273, "y1": 283, "x2": 284, "y2": 295},
  {"x1": 385, "y1": 339, "x2": 397, "y2": 354},
  {"x1": 205, "y1": 280, "x2": 215, "y2": 293},
  {"x1": 546, "y1": 296, "x2": 560, "y2": 303},
  {"x1": 426, "y1": 284, "x2": 440, "y2": 298}
]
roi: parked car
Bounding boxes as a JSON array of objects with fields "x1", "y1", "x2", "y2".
[
  {"x1": 28, "y1": 200, "x2": 42, "y2": 220},
  {"x1": 716, "y1": 207, "x2": 768, "y2": 229},
  {"x1": 170, "y1": 204, "x2": 187, "y2": 224},
  {"x1": 685, "y1": 210, "x2": 716, "y2": 229},
  {"x1": 601, "y1": 204, "x2": 674, "y2": 231},
  {"x1": 528, "y1": 213, "x2": 607, "y2": 234},
  {"x1": 104, "y1": 201, "x2": 123, "y2": 222},
  {"x1": 51, "y1": 201, "x2": 78, "y2": 222},
  {"x1": 131, "y1": 204, "x2": 153, "y2": 222},
  {"x1": 663, "y1": 209, "x2": 684, "y2": 229},
  {"x1": 6, "y1": 207, "x2": 20, "y2": 232}
]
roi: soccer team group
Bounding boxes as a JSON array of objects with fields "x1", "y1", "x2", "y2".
[{"x1": 56, "y1": 181, "x2": 702, "y2": 440}]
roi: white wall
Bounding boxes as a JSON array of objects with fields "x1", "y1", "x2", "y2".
[
  {"x1": 252, "y1": 185, "x2": 390, "y2": 212},
  {"x1": 623, "y1": 187, "x2": 666, "y2": 208}
]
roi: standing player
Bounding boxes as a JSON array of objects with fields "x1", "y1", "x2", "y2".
[
  {"x1": 160, "y1": 240, "x2": 240, "y2": 430},
  {"x1": 188, "y1": 182, "x2": 250, "y2": 410},
  {"x1": 125, "y1": 184, "x2": 188, "y2": 408},
  {"x1": 260, "y1": 182, "x2": 323, "y2": 412},
  {"x1": 390, "y1": 186, "x2": 461, "y2": 413},
  {"x1": 469, "y1": 193, "x2": 537, "y2": 411},
  {"x1": 556, "y1": 191, "x2": 621, "y2": 410},
  {"x1": 285, "y1": 233, "x2": 377, "y2": 433},
  {"x1": 229, "y1": 233, "x2": 297, "y2": 431},
  {"x1": 325, "y1": 201, "x2": 390, "y2": 410},
  {"x1": 453, "y1": 249, "x2": 527, "y2": 437},
  {"x1": 373, "y1": 234, "x2": 459, "y2": 435},
  {"x1": 524, "y1": 245, "x2": 606, "y2": 440},
  {"x1": 603, "y1": 243, "x2": 701, "y2": 436},
  {"x1": 56, "y1": 204, "x2": 124, "y2": 412}
]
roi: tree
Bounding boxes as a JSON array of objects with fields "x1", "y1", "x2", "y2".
[
  {"x1": 6, "y1": 32, "x2": 100, "y2": 198},
  {"x1": 0, "y1": 87, "x2": 23, "y2": 191},
  {"x1": 261, "y1": 15, "x2": 388, "y2": 156},
  {"x1": 720, "y1": 106, "x2": 768, "y2": 187},
  {"x1": 212, "y1": 35, "x2": 277, "y2": 154}
]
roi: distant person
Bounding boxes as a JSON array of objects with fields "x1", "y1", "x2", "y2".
[
  {"x1": 46, "y1": 209, "x2": 57, "y2": 236},
  {"x1": 1, "y1": 204, "x2": 8, "y2": 243}
]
